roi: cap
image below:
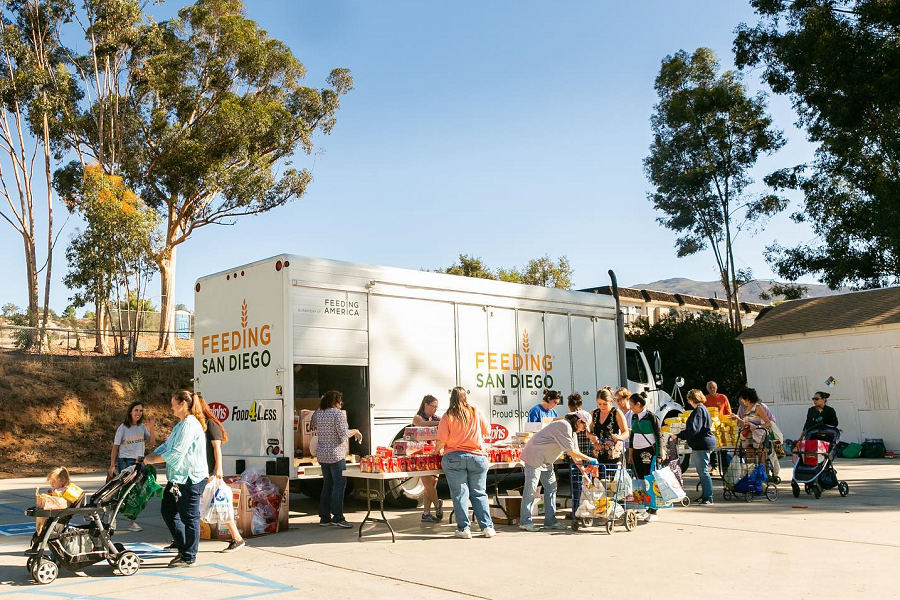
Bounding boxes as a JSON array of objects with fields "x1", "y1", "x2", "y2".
[{"x1": 574, "y1": 409, "x2": 592, "y2": 428}]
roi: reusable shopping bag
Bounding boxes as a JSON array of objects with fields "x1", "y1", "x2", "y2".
[
  {"x1": 201, "y1": 478, "x2": 235, "y2": 524},
  {"x1": 120, "y1": 465, "x2": 163, "y2": 520},
  {"x1": 651, "y1": 465, "x2": 686, "y2": 503}
]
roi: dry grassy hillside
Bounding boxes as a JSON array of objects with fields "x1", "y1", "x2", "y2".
[{"x1": 0, "y1": 352, "x2": 193, "y2": 478}]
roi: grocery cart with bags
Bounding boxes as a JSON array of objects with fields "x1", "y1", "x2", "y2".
[
  {"x1": 572, "y1": 457, "x2": 639, "y2": 533},
  {"x1": 720, "y1": 427, "x2": 778, "y2": 502},
  {"x1": 630, "y1": 458, "x2": 690, "y2": 516}
]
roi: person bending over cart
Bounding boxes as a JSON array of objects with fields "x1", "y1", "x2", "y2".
[{"x1": 519, "y1": 411, "x2": 593, "y2": 532}]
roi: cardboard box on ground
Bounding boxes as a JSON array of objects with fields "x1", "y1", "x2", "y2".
[{"x1": 200, "y1": 475, "x2": 289, "y2": 540}]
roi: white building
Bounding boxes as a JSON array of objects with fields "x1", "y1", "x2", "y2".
[{"x1": 739, "y1": 287, "x2": 900, "y2": 450}]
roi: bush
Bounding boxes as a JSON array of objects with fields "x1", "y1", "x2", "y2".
[{"x1": 627, "y1": 311, "x2": 746, "y2": 404}]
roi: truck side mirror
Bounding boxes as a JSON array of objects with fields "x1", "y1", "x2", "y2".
[{"x1": 653, "y1": 350, "x2": 662, "y2": 374}]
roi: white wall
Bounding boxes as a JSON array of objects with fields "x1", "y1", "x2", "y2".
[{"x1": 742, "y1": 326, "x2": 900, "y2": 450}]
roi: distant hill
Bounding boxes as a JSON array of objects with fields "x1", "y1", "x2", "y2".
[{"x1": 629, "y1": 278, "x2": 845, "y2": 304}]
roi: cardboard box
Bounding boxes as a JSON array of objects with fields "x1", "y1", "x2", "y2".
[
  {"x1": 491, "y1": 495, "x2": 522, "y2": 525},
  {"x1": 201, "y1": 474, "x2": 289, "y2": 539}
]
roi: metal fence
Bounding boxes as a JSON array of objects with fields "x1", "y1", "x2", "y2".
[{"x1": 0, "y1": 323, "x2": 194, "y2": 356}]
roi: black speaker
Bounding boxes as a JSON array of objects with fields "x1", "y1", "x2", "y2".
[
  {"x1": 276, "y1": 456, "x2": 290, "y2": 476},
  {"x1": 235, "y1": 459, "x2": 246, "y2": 475},
  {"x1": 265, "y1": 460, "x2": 277, "y2": 475}
]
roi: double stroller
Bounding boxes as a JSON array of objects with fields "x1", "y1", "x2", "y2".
[
  {"x1": 791, "y1": 425, "x2": 849, "y2": 499},
  {"x1": 24, "y1": 463, "x2": 145, "y2": 584}
]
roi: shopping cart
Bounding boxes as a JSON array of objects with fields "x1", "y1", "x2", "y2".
[
  {"x1": 720, "y1": 426, "x2": 778, "y2": 502},
  {"x1": 571, "y1": 457, "x2": 639, "y2": 534}
]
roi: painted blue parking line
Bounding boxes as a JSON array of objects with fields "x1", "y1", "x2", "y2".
[
  {"x1": 0, "y1": 522, "x2": 36, "y2": 536},
  {"x1": 0, "y1": 503, "x2": 26, "y2": 515},
  {"x1": 0, "y1": 563, "x2": 296, "y2": 599}
]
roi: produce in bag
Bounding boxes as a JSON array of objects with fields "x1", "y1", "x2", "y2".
[
  {"x1": 120, "y1": 465, "x2": 163, "y2": 521},
  {"x1": 575, "y1": 478, "x2": 605, "y2": 519},
  {"x1": 201, "y1": 478, "x2": 235, "y2": 524}
]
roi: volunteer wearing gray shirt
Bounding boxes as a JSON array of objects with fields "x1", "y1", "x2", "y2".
[{"x1": 519, "y1": 411, "x2": 593, "y2": 531}]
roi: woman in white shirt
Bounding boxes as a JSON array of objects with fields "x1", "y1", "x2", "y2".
[{"x1": 108, "y1": 401, "x2": 155, "y2": 531}]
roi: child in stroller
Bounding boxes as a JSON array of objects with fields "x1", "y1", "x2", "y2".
[
  {"x1": 24, "y1": 463, "x2": 145, "y2": 584},
  {"x1": 791, "y1": 424, "x2": 849, "y2": 499}
]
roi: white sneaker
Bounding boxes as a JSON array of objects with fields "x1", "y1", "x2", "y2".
[
  {"x1": 483, "y1": 527, "x2": 496, "y2": 538},
  {"x1": 128, "y1": 523, "x2": 142, "y2": 532},
  {"x1": 454, "y1": 529, "x2": 472, "y2": 539},
  {"x1": 646, "y1": 514, "x2": 659, "y2": 522}
]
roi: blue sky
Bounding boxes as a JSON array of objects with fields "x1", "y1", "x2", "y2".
[{"x1": 0, "y1": 0, "x2": 819, "y2": 314}]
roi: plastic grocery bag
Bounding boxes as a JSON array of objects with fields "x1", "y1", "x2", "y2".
[
  {"x1": 611, "y1": 467, "x2": 633, "y2": 497},
  {"x1": 724, "y1": 456, "x2": 747, "y2": 488},
  {"x1": 120, "y1": 465, "x2": 163, "y2": 521},
  {"x1": 201, "y1": 478, "x2": 234, "y2": 524},
  {"x1": 575, "y1": 478, "x2": 605, "y2": 519},
  {"x1": 652, "y1": 466, "x2": 686, "y2": 503}
]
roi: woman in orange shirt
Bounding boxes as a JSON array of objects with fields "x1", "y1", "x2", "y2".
[{"x1": 435, "y1": 387, "x2": 495, "y2": 539}]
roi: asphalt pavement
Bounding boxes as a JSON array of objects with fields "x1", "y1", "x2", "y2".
[{"x1": 0, "y1": 458, "x2": 897, "y2": 599}]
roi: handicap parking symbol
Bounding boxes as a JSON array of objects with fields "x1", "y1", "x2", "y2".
[{"x1": 0, "y1": 522, "x2": 36, "y2": 536}]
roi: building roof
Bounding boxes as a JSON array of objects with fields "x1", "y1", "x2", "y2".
[
  {"x1": 738, "y1": 287, "x2": 900, "y2": 341},
  {"x1": 582, "y1": 286, "x2": 767, "y2": 313},
  {"x1": 675, "y1": 293, "x2": 714, "y2": 309}
]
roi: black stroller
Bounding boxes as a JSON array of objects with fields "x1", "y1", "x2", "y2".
[
  {"x1": 791, "y1": 425, "x2": 849, "y2": 499},
  {"x1": 24, "y1": 463, "x2": 145, "y2": 584}
]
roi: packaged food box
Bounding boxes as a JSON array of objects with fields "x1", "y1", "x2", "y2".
[{"x1": 392, "y1": 440, "x2": 425, "y2": 456}]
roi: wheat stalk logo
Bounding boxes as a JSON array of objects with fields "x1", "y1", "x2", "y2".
[
  {"x1": 522, "y1": 329, "x2": 530, "y2": 353},
  {"x1": 241, "y1": 299, "x2": 248, "y2": 328}
]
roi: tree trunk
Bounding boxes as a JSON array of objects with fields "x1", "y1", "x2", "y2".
[
  {"x1": 94, "y1": 298, "x2": 109, "y2": 353},
  {"x1": 157, "y1": 242, "x2": 178, "y2": 355},
  {"x1": 22, "y1": 231, "x2": 40, "y2": 350},
  {"x1": 40, "y1": 112, "x2": 53, "y2": 354}
]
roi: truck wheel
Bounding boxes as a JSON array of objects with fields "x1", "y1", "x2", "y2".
[{"x1": 384, "y1": 476, "x2": 425, "y2": 508}]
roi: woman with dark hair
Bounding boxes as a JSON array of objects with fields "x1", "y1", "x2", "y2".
[
  {"x1": 802, "y1": 391, "x2": 838, "y2": 434},
  {"x1": 108, "y1": 401, "x2": 155, "y2": 532},
  {"x1": 435, "y1": 387, "x2": 493, "y2": 539},
  {"x1": 412, "y1": 395, "x2": 443, "y2": 523},
  {"x1": 199, "y1": 398, "x2": 245, "y2": 553},
  {"x1": 311, "y1": 390, "x2": 363, "y2": 529},
  {"x1": 628, "y1": 392, "x2": 663, "y2": 522},
  {"x1": 144, "y1": 391, "x2": 208, "y2": 568},
  {"x1": 590, "y1": 388, "x2": 629, "y2": 466},
  {"x1": 519, "y1": 410, "x2": 593, "y2": 531},
  {"x1": 527, "y1": 389, "x2": 561, "y2": 422}
]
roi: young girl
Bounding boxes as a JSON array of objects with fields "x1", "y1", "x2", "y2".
[
  {"x1": 47, "y1": 467, "x2": 83, "y2": 505},
  {"x1": 109, "y1": 401, "x2": 156, "y2": 532}
]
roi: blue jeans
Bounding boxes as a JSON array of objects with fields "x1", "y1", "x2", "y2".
[
  {"x1": 320, "y1": 460, "x2": 347, "y2": 524},
  {"x1": 161, "y1": 479, "x2": 204, "y2": 563},
  {"x1": 441, "y1": 452, "x2": 492, "y2": 532},
  {"x1": 116, "y1": 457, "x2": 137, "y2": 473},
  {"x1": 692, "y1": 450, "x2": 713, "y2": 501},
  {"x1": 521, "y1": 464, "x2": 557, "y2": 527}
]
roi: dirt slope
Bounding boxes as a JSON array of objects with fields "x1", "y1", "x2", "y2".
[{"x1": 0, "y1": 352, "x2": 193, "y2": 478}]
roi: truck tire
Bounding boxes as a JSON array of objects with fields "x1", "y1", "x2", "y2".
[{"x1": 384, "y1": 476, "x2": 425, "y2": 508}]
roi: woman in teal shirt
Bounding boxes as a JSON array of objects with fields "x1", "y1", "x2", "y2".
[{"x1": 145, "y1": 390, "x2": 208, "y2": 568}]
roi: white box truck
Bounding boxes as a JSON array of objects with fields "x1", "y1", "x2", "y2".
[{"x1": 194, "y1": 255, "x2": 685, "y2": 502}]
